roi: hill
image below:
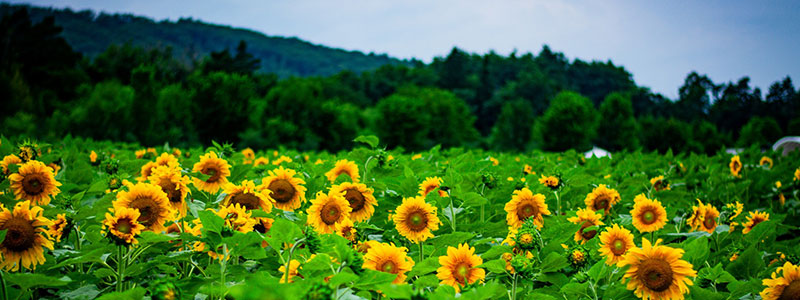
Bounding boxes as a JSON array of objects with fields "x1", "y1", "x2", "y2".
[{"x1": 0, "y1": 3, "x2": 409, "y2": 77}]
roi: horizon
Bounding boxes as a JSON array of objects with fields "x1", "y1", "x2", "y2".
[{"x1": 6, "y1": 0, "x2": 800, "y2": 99}]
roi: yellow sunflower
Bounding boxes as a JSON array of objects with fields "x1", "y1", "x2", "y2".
[
  {"x1": 155, "y1": 152, "x2": 180, "y2": 168},
  {"x1": 306, "y1": 191, "x2": 352, "y2": 234},
  {"x1": 221, "y1": 180, "x2": 273, "y2": 213},
  {"x1": 214, "y1": 203, "x2": 257, "y2": 233},
  {"x1": 539, "y1": 175, "x2": 560, "y2": 189},
  {"x1": 436, "y1": 243, "x2": 485, "y2": 292},
  {"x1": 650, "y1": 176, "x2": 671, "y2": 192},
  {"x1": 0, "y1": 201, "x2": 54, "y2": 271},
  {"x1": 760, "y1": 261, "x2": 800, "y2": 300},
  {"x1": 362, "y1": 242, "x2": 415, "y2": 284},
  {"x1": 8, "y1": 160, "x2": 62, "y2": 206},
  {"x1": 242, "y1": 148, "x2": 255, "y2": 162},
  {"x1": 253, "y1": 157, "x2": 269, "y2": 166},
  {"x1": 1, "y1": 154, "x2": 22, "y2": 175},
  {"x1": 523, "y1": 164, "x2": 534, "y2": 175},
  {"x1": 630, "y1": 194, "x2": 667, "y2": 233},
  {"x1": 272, "y1": 155, "x2": 292, "y2": 165},
  {"x1": 102, "y1": 206, "x2": 146, "y2": 245},
  {"x1": 795, "y1": 168, "x2": 800, "y2": 181},
  {"x1": 618, "y1": 238, "x2": 696, "y2": 299},
  {"x1": 568, "y1": 208, "x2": 605, "y2": 244},
  {"x1": 191, "y1": 152, "x2": 231, "y2": 193},
  {"x1": 419, "y1": 177, "x2": 448, "y2": 198},
  {"x1": 113, "y1": 182, "x2": 174, "y2": 232},
  {"x1": 698, "y1": 202, "x2": 719, "y2": 234},
  {"x1": 47, "y1": 162, "x2": 60, "y2": 176},
  {"x1": 279, "y1": 259, "x2": 302, "y2": 283},
  {"x1": 760, "y1": 156, "x2": 773, "y2": 169},
  {"x1": 90, "y1": 150, "x2": 98, "y2": 164},
  {"x1": 355, "y1": 240, "x2": 381, "y2": 254},
  {"x1": 330, "y1": 182, "x2": 376, "y2": 222},
  {"x1": 259, "y1": 166, "x2": 307, "y2": 211},
  {"x1": 137, "y1": 161, "x2": 157, "y2": 182},
  {"x1": 730, "y1": 155, "x2": 742, "y2": 177},
  {"x1": 325, "y1": 159, "x2": 360, "y2": 183},
  {"x1": 584, "y1": 184, "x2": 621, "y2": 214},
  {"x1": 504, "y1": 188, "x2": 551, "y2": 229},
  {"x1": 135, "y1": 149, "x2": 146, "y2": 159},
  {"x1": 48, "y1": 213, "x2": 68, "y2": 243},
  {"x1": 743, "y1": 211, "x2": 769, "y2": 234},
  {"x1": 598, "y1": 224, "x2": 635, "y2": 265},
  {"x1": 335, "y1": 217, "x2": 357, "y2": 242},
  {"x1": 148, "y1": 165, "x2": 192, "y2": 217},
  {"x1": 393, "y1": 196, "x2": 441, "y2": 243}
]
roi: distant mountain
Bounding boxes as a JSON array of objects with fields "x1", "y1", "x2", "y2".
[{"x1": 0, "y1": 3, "x2": 410, "y2": 77}]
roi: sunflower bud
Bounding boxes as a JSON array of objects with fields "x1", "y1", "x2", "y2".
[
  {"x1": 305, "y1": 228, "x2": 322, "y2": 254},
  {"x1": 102, "y1": 158, "x2": 119, "y2": 174},
  {"x1": 149, "y1": 279, "x2": 181, "y2": 300},
  {"x1": 17, "y1": 140, "x2": 40, "y2": 162}
]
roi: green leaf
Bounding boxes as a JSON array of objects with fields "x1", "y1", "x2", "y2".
[
  {"x1": 329, "y1": 272, "x2": 359, "y2": 286},
  {"x1": 688, "y1": 286, "x2": 725, "y2": 300},
  {"x1": 480, "y1": 245, "x2": 511, "y2": 260},
  {"x1": 408, "y1": 257, "x2": 440, "y2": 277},
  {"x1": 587, "y1": 260, "x2": 611, "y2": 282},
  {"x1": 5, "y1": 273, "x2": 70, "y2": 290},
  {"x1": 0, "y1": 229, "x2": 6, "y2": 245},
  {"x1": 725, "y1": 246, "x2": 765, "y2": 280},
  {"x1": 540, "y1": 252, "x2": 568, "y2": 273},
  {"x1": 96, "y1": 287, "x2": 147, "y2": 300},
  {"x1": 479, "y1": 258, "x2": 507, "y2": 274},
  {"x1": 353, "y1": 269, "x2": 397, "y2": 289},
  {"x1": 430, "y1": 232, "x2": 475, "y2": 252},
  {"x1": 681, "y1": 236, "x2": 709, "y2": 268},
  {"x1": 376, "y1": 283, "x2": 413, "y2": 299},
  {"x1": 461, "y1": 192, "x2": 488, "y2": 207},
  {"x1": 198, "y1": 210, "x2": 223, "y2": 234},
  {"x1": 353, "y1": 135, "x2": 379, "y2": 149}
]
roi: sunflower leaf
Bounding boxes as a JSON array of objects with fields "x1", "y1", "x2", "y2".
[
  {"x1": 408, "y1": 256, "x2": 439, "y2": 277},
  {"x1": 5, "y1": 273, "x2": 70, "y2": 290},
  {"x1": 353, "y1": 135, "x2": 379, "y2": 149}
]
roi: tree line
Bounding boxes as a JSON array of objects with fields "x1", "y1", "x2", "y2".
[{"x1": 2, "y1": 7, "x2": 798, "y2": 153}]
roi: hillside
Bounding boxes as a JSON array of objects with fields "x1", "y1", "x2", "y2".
[{"x1": 0, "y1": 3, "x2": 409, "y2": 77}]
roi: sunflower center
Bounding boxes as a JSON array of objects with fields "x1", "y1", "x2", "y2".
[
  {"x1": 642, "y1": 210, "x2": 656, "y2": 225},
  {"x1": 160, "y1": 181, "x2": 182, "y2": 203},
  {"x1": 320, "y1": 203, "x2": 340, "y2": 225},
  {"x1": 407, "y1": 210, "x2": 429, "y2": 232},
  {"x1": 751, "y1": 217, "x2": 765, "y2": 228},
  {"x1": 637, "y1": 258, "x2": 674, "y2": 292},
  {"x1": 1, "y1": 216, "x2": 37, "y2": 252},
  {"x1": 116, "y1": 219, "x2": 133, "y2": 234},
  {"x1": 594, "y1": 195, "x2": 610, "y2": 211},
  {"x1": 612, "y1": 239, "x2": 626, "y2": 256},
  {"x1": 268, "y1": 179, "x2": 296, "y2": 204},
  {"x1": 455, "y1": 263, "x2": 470, "y2": 283},
  {"x1": 231, "y1": 193, "x2": 260, "y2": 210},
  {"x1": 203, "y1": 167, "x2": 221, "y2": 182},
  {"x1": 253, "y1": 221, "x2": 270, "y2": 233},
  {"x1": 381, "y1": 261, "x2": 397, "y2": 273},
  {"x1": 703, "y1": 216, "x2": 716, "y2": 230},
  {"x1": 130, "y1": 196, "x2": 160, "y2": 227},
  {"x1": 580, "y1": 222, "x2": 598, "y2": 240},
  {"x1": 344, "y1": 189, "x2": 366, "y2": 212},
  {"x1": 780, "y1": 279, "x2": 800, "y2": 300},
  {"x1": 424, "y1": 185, "x2": 437, "y2": 196},
  {"x1": 517, "y1": 203, "x2": 538, "y2": 221},
  {"x1": 21, "y1": 173, "x2": 46, "y2": 195}
]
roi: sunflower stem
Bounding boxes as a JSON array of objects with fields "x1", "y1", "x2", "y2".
[
  {"x1": 220, "y1": 243, "x2": 228, "y2": 293},
  {"x1": 283, "y1": 238, "x2": 306, "y2": 284},
  {"x1": 554, "y1": 191, "x2": 561, "y2": 215},
  {"x1": 419, "y1": 242, "x2": 424, "y2": 262},
  {"x1": 449, "y1": 197, "x2": 456, "y2": 232},
  {"x1": 0, "y1": 269, "x2": 7, "y2": 300},
  {"x1": 509, "y1": 273, "x2": 518, "y2": 300},
  {"x1": 116, "y1": 245, "x2": 125, "y2": 292}
]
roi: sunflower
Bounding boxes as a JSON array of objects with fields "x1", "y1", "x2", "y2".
[
  {"x1": 221, "y1": 180, "x2": 273, "y2": 213},
  {"x1": 743, "y1": 211, "x2": 769, "y2": 234},
  {"x1": 148, "y1": 165, "x2": 192, "y2": 217},
  {"x1": 598, "y1": 224, "x2": 635, "y2": 265},
  {"x1": 419, "y1": 177, "x2": 448, "y2": 198},
  {"x1": 362, "y1": 242, "x2": 415, "y2": 284},
  {"x1": 191, "y1": 152, "x2": 231, "y2": 193},
  {"x1": 393, "y1": 196, "x2": 440, "y2": 243},
  {"x1": 539, "y1": 175, "x2": 560, "y2": 189},
  {"x1": 259, "y1": 166, "x2": 307, "y2": 211},
  {"x1": 0, "y1": 201, "x2": 54, "y2": 271},
  {"x1": 155, "y1": 152, "x2": 180, "y2": 168},
  {"x1": 567, "y1": 208, "x2": 605, "y2": 244},
  {"x1": 102, "y1": 207, "x2": 146, "y2": 245},
  {"x1": 47, "y1": 162, "x2": 61, "y2": 176},
  {"x1": 137, "y1": 161, "x2": 158, "y2": 182},
  {"x1": 8, "y1": 160, "x2": 62, "y2": 206},
  {"x1": 698, "y1": 202, "x2": 719, "y2": 234},
  {"x1": 795, "y1": 168, "x2": 800, "y2": 182},
  {"x1": 504, "y1": 188, "x2": 550, "y2": 229},
  {"x1": 307, "y1": 191, "x2": 352, "y2": 234},
  {"x1": 242, "y1": 148, "x2": 255, "y2": 160},
  {"x1": 1, "y1": 154, "x2": 22, "y2": 175},
  {"x1": 215, "y1": 203, "x2": 257, "y2": 233},
  {"x1": 335, "y1": 217, "x2": 357, "y2": 242},
  {"x1": 584, "y1": 184, "x2": 621, "y2": 214},
  {"x1": 759, "y1": 156, "x2": 773, "y2": 169},
  {"x1": 90, "y1": 150, "x2": 98, "y2": 164},
  {"x1": 489, "y1": 157, "x2": 499, "y2": 166},
  {"x1": 135, "y1": 149, "x2": 146, "y2": 159},
  {"x1": 761, "y1": 261, "x2": 800, "y2": 300},
  {"x1": 650, "y1": 176, "x2": 670, "y2": 192},
  {"x1": 113, "y1": 182, "x2": 174, "y2": 232},
  {"x1": 523, "y1": 164, "x2": 534, "y2": 175},
  {"x1": 279, "y1": 259, "x2": 301, "y2": 283},
  {"x1": 355, "y1": 240, "x2": 381, "y2": 254},
  {"x1": 329, "y1": 182, "x2": 377, "y2": 222},
  {"x1": 436, "y1": 243, "x2": 486, "y2": 292},
  {"x1": 630, "y1": 194, "x2": 667, "y2": 233},
  {"x1": 618, "y1": 238, "x2": 696, "y2": 299},
  {"x1": 272, "y1": 155, "x2": 292, "y2": 166},
  {"x1": 48, "y1": 213, "x2": 69, "y2": 243},
  {"x1": 412, "y1": 154, "x2": 423, "y2": 160},
  {"x1": 730, "y1": 155, "x2": 742, "y2": 177},
  {"x1": 725, "y1": 201, "x2": 744, "y2": 220},
  {"x1": 253, "y1": 157, "x2": 269, "y2": 166},
  {"x1": 325, "y1": 159, "x2": 360, "y2": 183}
]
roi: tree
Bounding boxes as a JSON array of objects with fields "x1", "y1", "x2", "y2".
[
  {"x1": 638, "y1": 117, "x2": 692, "y2": 153},
  {"x1": 203, "y1": 40, "x2": 261, "y2": 75},
  {"x1": 535, "y1": 91, "x2": 598, "y2": 151},
  {"x1": 676, "y1": 72, "x2": 715, "y2": 121},
  {"x1": 595, "y1": 92, "x2": 639, "y2": 151},
  {"x1": 489, "y1": 99, "x2": 535, "y2": 151},
  {"x1": 737, "y1": 117, "x2": 782, "y2": 149}
]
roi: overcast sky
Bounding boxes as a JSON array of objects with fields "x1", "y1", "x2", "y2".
[{"x1": 9, "y1": 0, "x2": 800, "y2": 98}]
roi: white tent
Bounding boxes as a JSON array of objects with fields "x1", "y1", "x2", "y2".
[
  {"x1": 772, "y1": 136, "x2": 800, "y2": 156},
  {"x1": 585, "y1": 147, "x2": 611, "y2": 158}
]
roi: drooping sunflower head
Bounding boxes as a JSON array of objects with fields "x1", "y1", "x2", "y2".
[
  {"x1": 215, "y1": 203, "x2": 257, "y2": 233},
  {"x1": 113, "y1": 182, "x2": 175, "y2": 232},
  {"x1": 504, "y1": 188, "x2": 551, "y2": 229},
  {"x1": 222, "y1": 180, "x2": 273, "y2": 213},
  {"x1": 260, "y1": 166, "x2": 307, "y2": 211},
  {"x1": 362, "y1": 242, "x2": 415, "y2": 284},
  {"x1": 419, "y1": 176, "x2": 448, "y2": 198},
  {"x1": 1, "y1": 154, "x2": 22, "y2": 175},
  {"x1": 618, "y1": 238, "x2": 696, "y2": 299},
  {"x1": 325, "y1": 159, "x2": 360, "y2": 183},
  {"x1": 329, "y1": 182, "x2": 376, "y2": 222},
  {"x1": 393, "y1": 195, "x2": 441, "y2": 243},
  {"x1": 335, "y1": 217, "x2": 357, "y2": 242},
  {"x1": 743, "y1": 211, "x2": 770, "y2": 234},
  {"x1": 650, "y1": 176, "x2": 671, "y2": 192},
  {"x1": 48, "y1": 213, "x2": 69, "y2": 243},
  {"x1": 307, "y1": 191, "x2": 352, "y2": 234},
  {"x1": 0, "y1": 201, "x2": 54, "y2": 271},
  {"x1": 630, "y1": 194, "x2": 667, "y2": 233},
  {"x1": 730, "y1": 155, "x2": 742, "y2": 177},
  {"x1": 436, "y1": 243, "x2": 485, "y2": 292},
  {"x1": 8, "y1": 160, "x2": 62, "y2": 206},
  {"x1": 760, "y1": 261, "x2": 800, "y2": 300},
  {"x1": 148, "y1": 165, "x2": 191, "y2": 217},
  {"x1": 567, "y1": 208, "x2": 605, "y2": 244},
  {"x1": 598, "y1": 224, "x2": 635, "y2": 265},
  {"x1": 191, "y1": 152, "x2": 232, "y2": 194},
  {"x1": 102, "y1": 206, "x2": 146, "y2": 245},
  {"x1": 584, "y1": 184, "x2": 621, "y2": 214},
  {"x1": 538, "y1": 175, "x2": 561, "y2": 189}
]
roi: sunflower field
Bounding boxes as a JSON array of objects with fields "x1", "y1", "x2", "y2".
[{"x1": 0, "y1": 135, "x2": 798, "y2": 300}]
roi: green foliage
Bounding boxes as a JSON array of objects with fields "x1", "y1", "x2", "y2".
[
  {"x1": 638, "y1": 117, "x2": 692, "y2": 153},
  {"x1": 738, "y1": 116, "x2": 783, "y2": 148},
  {"x1": 489, "y1": 99, "x2": 535, "y2": 151},
  {"x1": 535, "y1": 91, "x2": 598, "y2": 151},
  {"x1": 595, "y1": 92, "x2": 639, "y2": 151}
]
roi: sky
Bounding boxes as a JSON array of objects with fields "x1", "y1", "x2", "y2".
[{"x1": 8, "y1": 0, "x2": 800, "y2": 98}]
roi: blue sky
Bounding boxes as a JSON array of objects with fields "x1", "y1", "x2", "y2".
[{"x1": 9, "y1": 0, "x2": 800, "y2": 98}]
